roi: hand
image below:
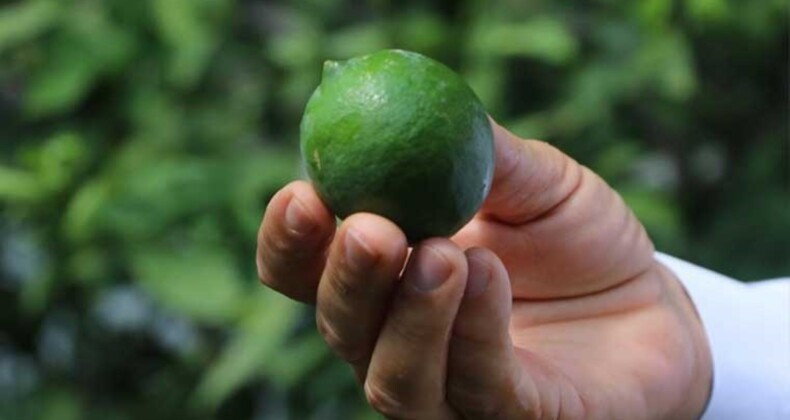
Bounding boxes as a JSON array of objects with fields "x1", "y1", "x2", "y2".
[{"x1": 256, "y1": 120, "x2": 713, "y2": 419}]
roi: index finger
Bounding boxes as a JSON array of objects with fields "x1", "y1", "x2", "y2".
[{"x1": 257, "y1": 181, "x2": 336, "y2": 303}]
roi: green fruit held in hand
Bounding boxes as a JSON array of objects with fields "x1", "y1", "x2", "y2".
[{"x1": 300, "y1": 49, "x2": 494, "y2": 243}]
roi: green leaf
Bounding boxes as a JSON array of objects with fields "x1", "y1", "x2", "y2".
[
  {"x1": 67, "y1": 246, "x2": 110, "y2": 287},
  {"x1": 64, "y1": 3, "x2": 138, "y2": 73},
  {"x1": 37, "y1": 387, "x2": 82, "y2": 420},
  {"x1": 152, "y1": 0, "x2": 223, "y2": 88},
  {"x1": 505, "y1": 113, "x2": 551, "y2": 142},
  {"x1": 592, "y1": 142, "x2": 643, "y2": 181},
  {"x1": 229, "y1": 147, "x2": 299, "y2": 237},
  {"x1": 20, "y1": 273, "x2": 54, "y2": 316},
  {"x1": 620, "y1": 187, "x2": 682, "y2": 248},
  {"x1": 102, "y1": 156, "x2": 228, "y2": 240},
  {"x1": 0, "y1": 165, "x2": 43, "y2": 202},
  {"x1": 395, "y1": 13, "x2": 448, "y2": 55},
  {"x1": 126, "y1": 88, "x2": 184, "y2": 146},
  {"x1": 24, "y1": 4, "x2": 136, "y2": 116},
  {"x1": 471, "y1": 18, "x2": 578, "y2": 64},
  {"x1": 62, "y1": 179, "x2": 111, "y2": 243},
  {"x1": 634, "y1": 0, "x2": 672, "y2": 30},
  {"x1": 265, "y1": 332, "x2": 329, "y2": 388},
  {"x1": 131, "y1": 243, "x2": 245, "y2": 324},
  {"x1": 552, "y1": 63, "x2": 620, "y2": 134},
  {"x1": 0, "y1": 0, "x2": 61, "y2": 53},
  {"x1": 24, "y1": 33, "x2": 98, "y2": 116},
  {"x1": 31, "y1": 132, "x2": 89, "y2": 193},
  {"x1": 281, "y1": 69, "x2": 322, "y2": 116},
  {"x1": 267, "y1": 20, "x2": 321, "y2": 68},
  {"x1": 462, "y1": 58, "x2": 505, "y2": 115},
  {"x1": 193, "y1": 290, "x2": 303, "y2": 409},
  {"x1": 630, "y1": 32, "x2": 697, "y2": 101},
  {"x1": 687, "y1": 0, "x2": 731, "y2": 24},
  {"x1": 656, "y1": 35, "x2": 696, "y2": 101},
  {"x1": 325, "y1": 23, "x2": 389, "y2": 59}
]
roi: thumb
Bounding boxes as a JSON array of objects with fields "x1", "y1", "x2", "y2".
[
  {"x1": 453, "y1": 120, "x2": 656, "y2": 299},
  {"x1": 481, "y1": 120, "x2": 583, "y2": 224}
]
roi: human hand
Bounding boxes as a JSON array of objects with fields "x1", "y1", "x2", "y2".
[{"x1": 256, "y1": 120, "x2": 712, "y2": 419}]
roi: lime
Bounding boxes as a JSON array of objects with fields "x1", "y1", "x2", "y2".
[{"x1": 300, "y1": 49, "x2": 494, "y2": 243}]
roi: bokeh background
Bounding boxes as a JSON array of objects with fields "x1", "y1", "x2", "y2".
[{"x1": 1, "y1": 0, "x2": 787, "y2": 418}]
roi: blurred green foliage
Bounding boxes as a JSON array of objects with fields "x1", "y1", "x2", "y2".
[{"x1": 0, "y1": 0, "x2": 787, "y2": 418}]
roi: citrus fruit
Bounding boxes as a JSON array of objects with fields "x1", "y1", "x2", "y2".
[{"x1": 300, "y1": 49, "x2": 494, "y2": 243}]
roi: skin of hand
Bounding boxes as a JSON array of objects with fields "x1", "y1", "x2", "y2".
[{"x1": 256, "y1": 120, "x2": 713, "y2": 420}]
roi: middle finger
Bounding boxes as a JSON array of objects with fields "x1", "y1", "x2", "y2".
[{"x1": 315, "y1": 213, "x2": 409, "y2": 378}]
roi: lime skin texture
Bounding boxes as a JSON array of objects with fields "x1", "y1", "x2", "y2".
[{"x1": 300, "y1": 49, "x2": 495, "y2": 243}]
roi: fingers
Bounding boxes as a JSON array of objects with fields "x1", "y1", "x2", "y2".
[
  {"x1": 445, "y1": 248, "x2": 540, "y2": 418},
  {"x1": 363, "y1": 239, "x2": 467, "y2": 419},
  {"x1": 480, "y1": 121, "x2": 583, "y2": 225},
  {"x1": 315, "y1": 213, "x2": 408, "y2": 376},
  {"x1": 256, "y1": 181, "x2": 336, "y2": 303}
]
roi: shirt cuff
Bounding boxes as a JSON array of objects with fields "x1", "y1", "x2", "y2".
[{"x1": 655, "y1": 252, "x2": 790, "y2": 420}]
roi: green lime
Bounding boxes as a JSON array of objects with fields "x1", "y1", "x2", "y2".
[{"x1": 300, "y1": 49, "x2": 494, "y2": 243}]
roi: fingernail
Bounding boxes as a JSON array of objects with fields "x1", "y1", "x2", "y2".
[
  {"x1": 284, "y1": 197, "x2": 314, "y2": 237},
  {"x1": 345, "y1": 228, "x2": 376, "y2": 271},
  {"x1": 409, "y1": 245, "x2": 451, "y2": 292},
  {"x1": 465, "y1": 256, "x2": 491, "y2": 299}
]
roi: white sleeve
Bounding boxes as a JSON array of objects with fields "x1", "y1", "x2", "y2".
[{"x1": 655, "y1": 253, "x2": 790, "y2": 420}]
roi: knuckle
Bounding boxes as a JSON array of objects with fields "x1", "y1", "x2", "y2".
[
  {"x1": 447, "y1": 381, "x2": 504, "y2": 418},
  {"x1": 267, "y1": 232, "x2": 299, "y2": 256},
  {"x1": 264, "y1": 218, "x2": 326, "y2": 260},
  {"x1": 316, "y1": 314, "x2": 367, "y2": 364},
  {"x1": 255, "y1": 254, "x2": 274, "y2": 287},
  {"x1": 455, "y1": 374, "x2": 542, "y2": 420},
  {"x1": 388, "y1": 310, "x2": 438, "y2": 344},
  {"x1": 255, "y1": 251, "x2": 290, "y2": 292},
  {"x1": 329, "y1": 269, "x2": 361, "y2": 298},
  {"x1": 450, "y1": 326, "x2": 499, "y2": 349},
  {"x1": 364, "y1": 379, "x2": 412, "y2": 418}
]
